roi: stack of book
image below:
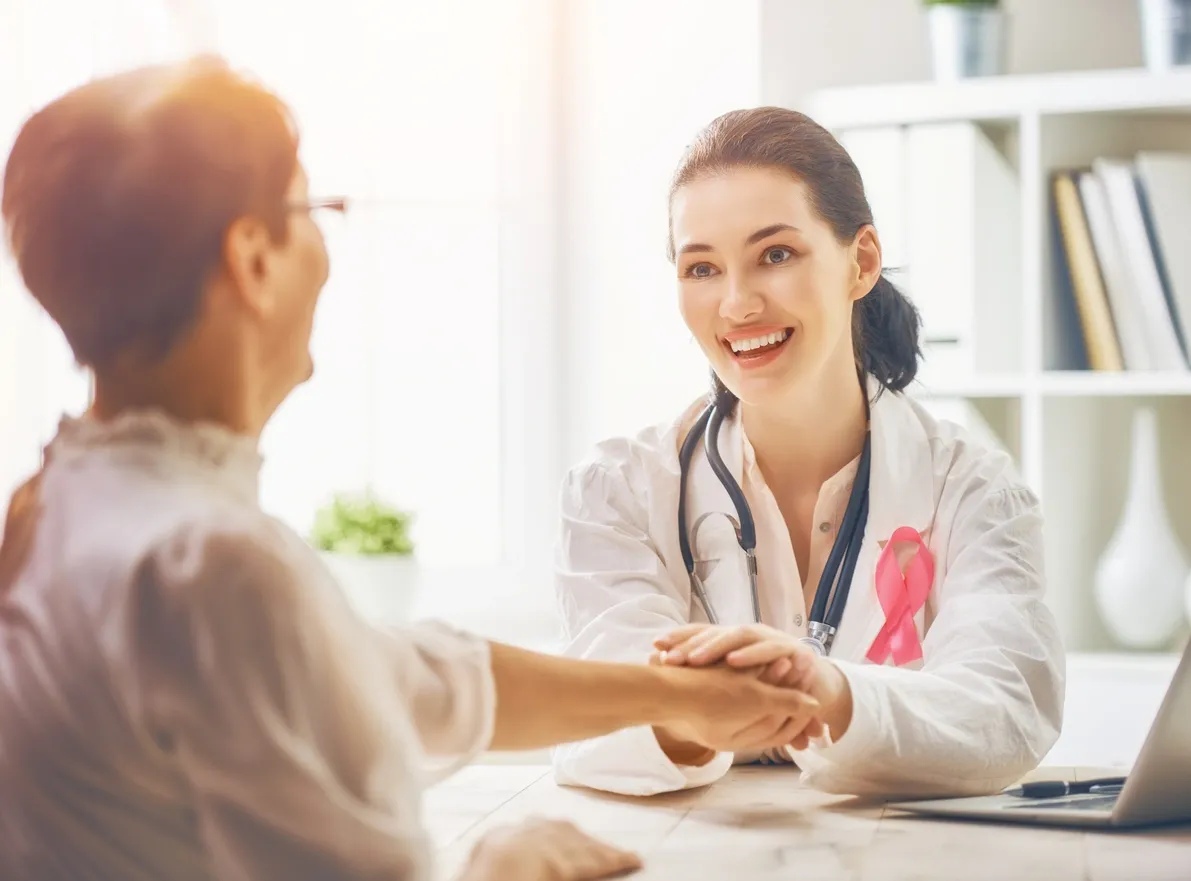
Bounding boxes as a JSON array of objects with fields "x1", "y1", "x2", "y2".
[{"x1": 1053, "y1": 153, "x2": 1191, "y2": 371}]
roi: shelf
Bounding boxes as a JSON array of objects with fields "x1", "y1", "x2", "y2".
[
  {"x1": 1038, "y1": 371, "x2": 1191, "y2": 396},
  {"x1": 806, "y1": 66, "x2": 1191, "y2": 129},
  {"x1": 912, "y1": 371, "x2": 1191, "y2": 399},
  {"x1": 912, "y1": 374, "x2": 1029, "y2": 399}
]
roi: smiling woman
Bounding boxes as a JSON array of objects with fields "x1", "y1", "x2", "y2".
[{"x1": 551, "y1": 106, "x2": 1064, "y2": 801}]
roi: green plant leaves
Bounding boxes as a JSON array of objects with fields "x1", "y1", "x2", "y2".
[{"x1": 309, "y1": 491, "x2": 415, "y2": 556}]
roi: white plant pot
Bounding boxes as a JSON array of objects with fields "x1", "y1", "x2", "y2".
[
  {"x1": 1139, "y1": 0, "x2": 1191, "y2": 70},
  {"x1": 1186, "y1": 567, "x2": 1191, "y2": 629},
  {"x1": 927, "y1": 5, "x2": 1007, "y2": 81},
  {"x1": 1092, "y1": 407, "x2": 1189, "y2": 649},
  {"x1": 320, "y1": 552, "x2": 420, "y2": 625}
]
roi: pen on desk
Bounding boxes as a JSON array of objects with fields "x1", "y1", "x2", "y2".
[{"x1": 1002, "y1": 776, "x2": 1127, "y2": 798}]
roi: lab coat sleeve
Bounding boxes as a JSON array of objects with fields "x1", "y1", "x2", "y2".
[
  {"x1": 123, "y1": 513, "x2": 494, "y2": 881},
  {"x1": 551, "y1": 458, "x2": 734, "y2": 795},
  {"x1": 791, "y1": 483, "x2": 1065, "y2": 798}
]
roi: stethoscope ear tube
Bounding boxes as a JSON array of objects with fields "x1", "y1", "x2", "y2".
[
  {"x1": 703, "y1": 403, "x2": 757, "y2": 553},
  {"x1": 677, "y1": 404, "x2": 714, "y2": 577}
]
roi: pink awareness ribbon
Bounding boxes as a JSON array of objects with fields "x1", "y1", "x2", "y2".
[{"x1": 866, "y1": 526, "x2": 934, "y2": 666}]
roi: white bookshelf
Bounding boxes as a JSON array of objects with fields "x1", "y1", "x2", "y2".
[{"x1": 806, "y1": 67, "x2": 1191, "y2": 655}]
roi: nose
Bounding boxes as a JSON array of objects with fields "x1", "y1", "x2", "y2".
[{"x1": 719, "y1": 271, "x2": 764, "y2": 322}]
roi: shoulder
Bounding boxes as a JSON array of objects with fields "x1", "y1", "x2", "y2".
[
  {"x1": 560, "y1": 397, "x2": 704, "y2": 501},
  {"x1": 121, "y1": 506, "x2": 347, "y2": 709},
  {"x1": 895, "y1": 394, "x2": 1041, "y2": 547},
  {"x1": 131, "y1": 502, "x2": 320, "y2": 626},
  {"x1": 897, "y1": 392, "x2": 1033, "y2": 499},
  {"x1": 33, "y1": 452, "x2": 296, "y2": 609}
]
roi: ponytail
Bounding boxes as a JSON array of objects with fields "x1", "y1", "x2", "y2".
[{"x1": 852, "y1": 273, "x2": 921, "y2": 394}]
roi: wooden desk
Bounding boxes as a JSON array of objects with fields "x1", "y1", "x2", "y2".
[{"x1": 424, "y1": 765, "x2": 1191, "y2": 880}]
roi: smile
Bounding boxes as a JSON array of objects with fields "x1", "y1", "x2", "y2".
[{"x1": 724, "y1": 328, "x2": 793, "y2": 363}]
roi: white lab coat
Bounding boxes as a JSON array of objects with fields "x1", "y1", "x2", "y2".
[{"x1": 552, "y1": 376, "x2": 1065, "y2": 799}]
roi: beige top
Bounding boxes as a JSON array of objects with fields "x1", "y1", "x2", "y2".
[
  {"x1": 0, "y1": 411, "x2": 495, "y2": 881},
  {"x1": 737, "y1": 433, "x2": 858, "y2": 766}
]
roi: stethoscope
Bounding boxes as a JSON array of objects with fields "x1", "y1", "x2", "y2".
[{"x1": 676, "y1": 397, "x2": 872, "y2": 657}]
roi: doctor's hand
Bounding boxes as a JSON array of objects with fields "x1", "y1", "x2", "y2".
[
  {"x1": 653, "y1": 623, "x2": 853, "y2": 747},
  {"x1": 460, "y1": 816, "x2": 642, "y2": 881},
  {"x1": 647, "y1": 650, "x2": 823, "y2": 765}
]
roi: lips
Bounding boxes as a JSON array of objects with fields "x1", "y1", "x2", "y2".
[
  {"x1": 727, "y1": 328, "x2": 791, "y2": 356},
  {"x1": 721, "y1": 327, "x2": 794, "y2": 364}
]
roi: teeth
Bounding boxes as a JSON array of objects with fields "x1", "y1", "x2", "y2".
[{"x1": 730, "y1": 330, "x2": 789, "y2": 353}]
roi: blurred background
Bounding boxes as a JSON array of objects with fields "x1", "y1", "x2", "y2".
[{"x1": 3, "y1": 0, "x2": 1190, "y2": 766}]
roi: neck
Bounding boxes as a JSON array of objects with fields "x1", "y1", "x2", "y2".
[
  {"x1": 742, "y1": 364, "x2": 868, "y2": 494},
  {"x1": 91, "y1": 347, "x2": 264, "y2": 438}
]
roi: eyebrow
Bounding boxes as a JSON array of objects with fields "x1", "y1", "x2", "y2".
[{"x1": 677, "y1": 223, "x2": 802, "y2": 256}]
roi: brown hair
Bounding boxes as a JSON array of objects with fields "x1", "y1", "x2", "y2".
[
  {"x1": 667, "y1": 106, "x2": 921, "y2": 396},
  {"x1": 1, "y1": 55, "x2": 299, "y2": 370}
]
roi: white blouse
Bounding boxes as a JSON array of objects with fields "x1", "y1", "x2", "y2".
[{"x1": 0, "y1": 411, "x2": 495, "y2": 881}]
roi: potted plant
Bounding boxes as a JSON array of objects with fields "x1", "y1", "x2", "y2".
[
  {"x1": 923, "y1": 0, "x2": 1006, "y2": 81},
  {"x1": 310, "y1": 490, "x2": 419, "y2": 624},
  {"x1": 1139, "y1": 0, "x2": 1191, "y2": 69}
]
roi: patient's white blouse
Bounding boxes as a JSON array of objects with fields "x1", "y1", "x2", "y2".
[{"x1": 0, "y1": 411, "x2": 495, "y2": 881}]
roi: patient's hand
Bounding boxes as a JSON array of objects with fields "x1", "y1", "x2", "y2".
[{"x1": 461, "y1": 817, "x2": 642, "y2": 881}]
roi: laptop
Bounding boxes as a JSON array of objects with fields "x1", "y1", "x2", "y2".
[{"x1": 887, "y1": 637, "x2": 1191, "y2": 828}]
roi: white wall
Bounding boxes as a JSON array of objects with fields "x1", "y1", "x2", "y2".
[
  {"x1": 762, "y1": 0, "x2": 1145, "y2": 110},
  {"x1": 1, "y1": 0, "x2": 179, "y2": 514},
  {"x1": 558, "y1": 0, "x2": 765, "y2": 466},
  {"x1": 555, "y1": 0, "x2": 1147, "y2": 470}
]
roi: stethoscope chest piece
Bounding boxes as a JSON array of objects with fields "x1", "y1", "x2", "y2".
[{"x1": 799, "y1": 621, "x2": 838, "y2": 657}]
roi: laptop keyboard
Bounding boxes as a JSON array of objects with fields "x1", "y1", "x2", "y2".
[{"x1": 1007, "y1": 794, "x2": 1118, "y2": 811}]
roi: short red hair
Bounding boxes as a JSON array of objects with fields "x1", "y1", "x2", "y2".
[{"x1": 2, "y1": 55, "x2": 299, "y2": 369}]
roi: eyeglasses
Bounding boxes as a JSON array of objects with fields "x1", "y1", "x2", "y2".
[
  {"x1": 288, "y1": 196, "x2": 349, "y2": 214},
  {"x1": 288, "y1": 196, "x2": 349, "y2": 237}
]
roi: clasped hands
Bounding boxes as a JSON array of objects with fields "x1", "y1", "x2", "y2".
[{"x1": 650, "y1": 623, "x2": 853, "y2": 760}]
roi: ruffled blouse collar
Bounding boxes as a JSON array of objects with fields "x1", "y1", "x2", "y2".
[{"x1": 47, "y1": 409, "x2": 262, "y2": 502}]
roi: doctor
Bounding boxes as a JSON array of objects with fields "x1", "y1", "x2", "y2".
[{"x1": 552, "y1": 106, "x2": 1065, "y2": 799}]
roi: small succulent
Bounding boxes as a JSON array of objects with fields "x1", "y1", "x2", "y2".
[{"x1": 310, "y1": 491, "x2": 415, "y2": 556}]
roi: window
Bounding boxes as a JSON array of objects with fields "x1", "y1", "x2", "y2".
[
  {"x1": 2, "y1": 1, "x2": 540, "y2": 573},
  {"x1": 0, "y1": 0, "x2": 184, "y2": 507},
  {"x1": 207, "y1": 0, "x2": 510, "y2": 566}
]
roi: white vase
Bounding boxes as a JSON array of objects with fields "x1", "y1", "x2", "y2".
[
  {"x1": 319, "y1": 552, "x2": 420, "y2": 625},
  {"x1": 1093, "y1": 407, "x2": 1189, "y2": 649},
  {"x1": 1186, "y1": 568, "x2": 1191, "y2": 628}
]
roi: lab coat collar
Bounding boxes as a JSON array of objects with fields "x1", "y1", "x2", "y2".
[
  {"x1": 863, "y1": 373, "x2": 937, "y2": 543},
  {"x1": 834, "y1": 374, "x2": 938, "y2": 661},
  {"x1": 677, "y1": 374, "x2": 939, "y2": 659},
  {"x1": 684, "y1": 374, "x2": 937, "y2": 537}
]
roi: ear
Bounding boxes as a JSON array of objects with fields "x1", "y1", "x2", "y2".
[
  {"x1": 222, "y1": 216, "x2": 278, "y2": 318},
  {"x1": 849, "y1": 224, "x2": 883, "y2": 302}
]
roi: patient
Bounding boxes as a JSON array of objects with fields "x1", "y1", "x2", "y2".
[{"x1": 0, "y1": 57, "x2": 823, "y2": 881}]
